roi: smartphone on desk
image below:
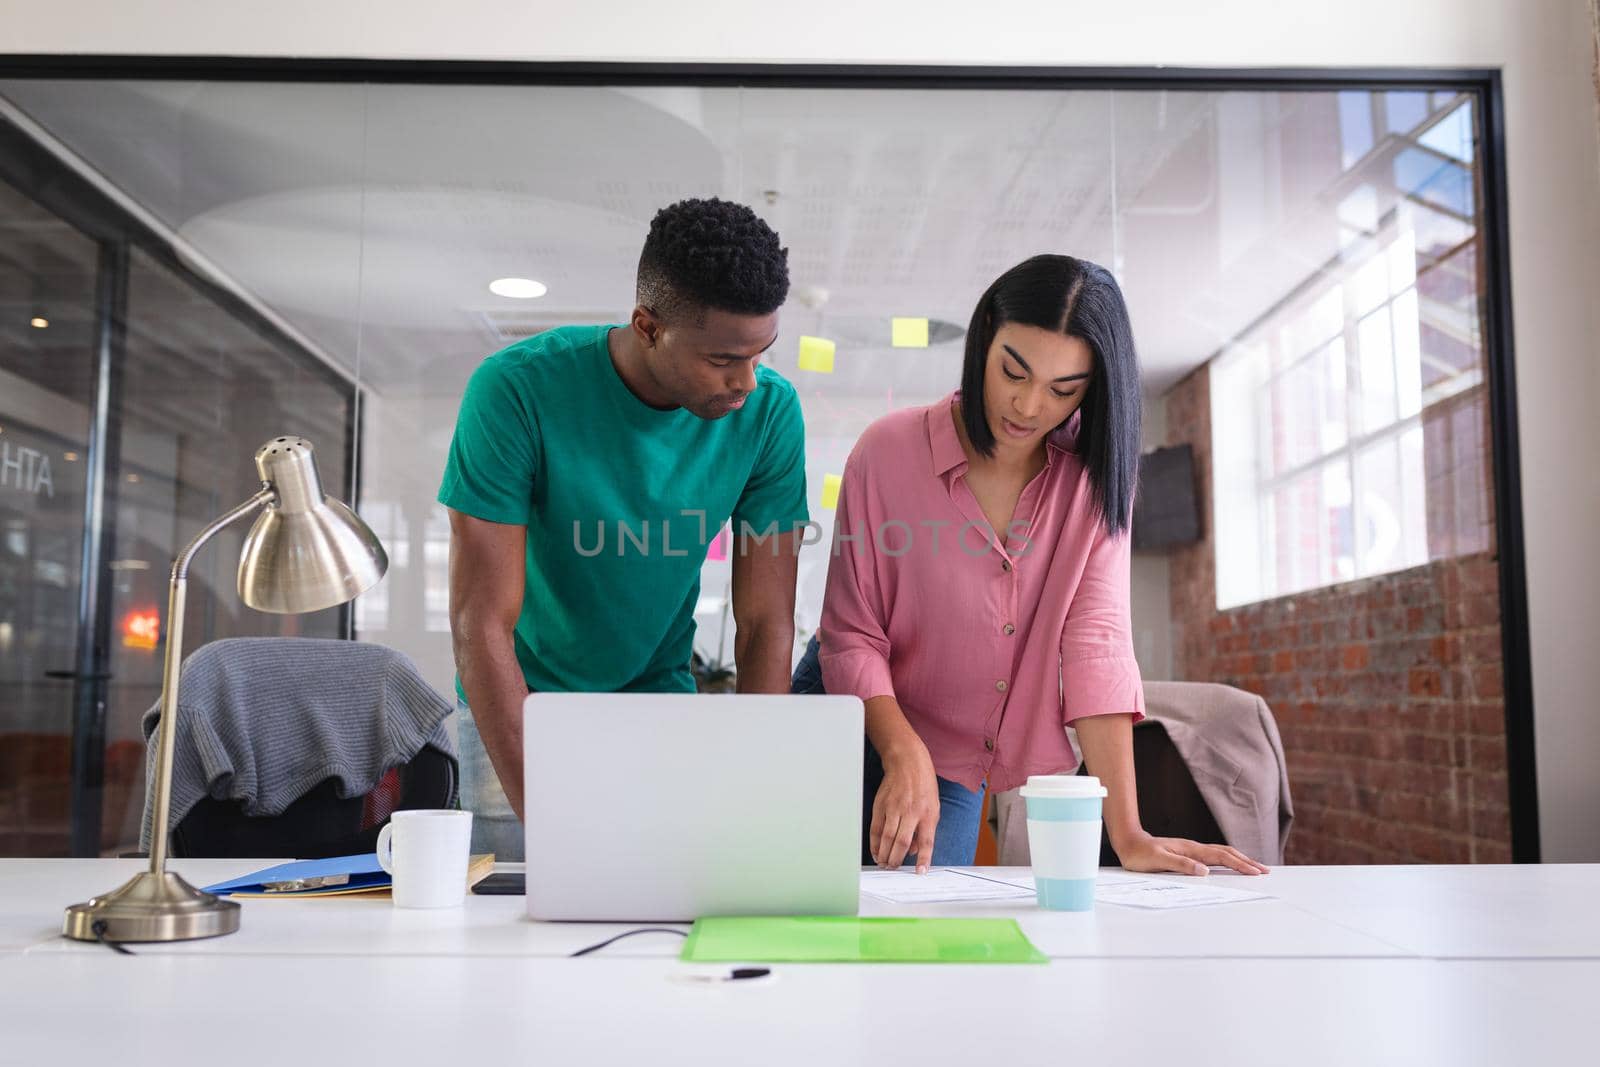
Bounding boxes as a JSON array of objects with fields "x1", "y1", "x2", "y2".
[{"x1": 472, "y1": 872, "x2": 526, "y2": 895}]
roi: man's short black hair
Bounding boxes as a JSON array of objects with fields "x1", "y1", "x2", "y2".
[{"x1": 637, "y1": 197, "x2": 790, "y2": 323}]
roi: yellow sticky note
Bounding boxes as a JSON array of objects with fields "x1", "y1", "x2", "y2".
[
  {"x1": 797, "y1": 335, "x2": 836, "y2": 374},
  {"x1": 891, "y1": 317, "x2": 929, "y2": 348},
  {"x1": 820, "y1": 473, "x2": 842, "y2": 511}
]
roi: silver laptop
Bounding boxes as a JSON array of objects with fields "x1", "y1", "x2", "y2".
[{"x1": 522, "y1": 692, "x2": 864, "y2": 921}]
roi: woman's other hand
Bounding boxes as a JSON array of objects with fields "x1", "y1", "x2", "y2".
[
  {"x1": 871, "y1": 740, "x2": 942, "y2": 873},
  {"x1": 1115, "y1": 830, "x2": 1270, "y2": 876}
]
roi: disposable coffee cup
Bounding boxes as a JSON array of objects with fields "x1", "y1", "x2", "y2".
[
  {"x1": 1019, "y1": 775, "x2": 1108, "y2": 911},
  {"x1": 375, "y1": 809, "x2": 473, "y2": 908}
]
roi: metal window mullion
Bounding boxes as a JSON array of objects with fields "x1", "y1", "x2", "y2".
[{"x1": 67, "y1": 237, "x2": 128, "y2": 858}]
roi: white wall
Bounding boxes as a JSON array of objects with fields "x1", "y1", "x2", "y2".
[{"x1": 10, "y1": 0, "x2": 1597, "y2": 861}]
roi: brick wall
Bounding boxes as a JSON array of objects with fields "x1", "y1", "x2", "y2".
[{"x1": 1165, "y1": 363, "x2": 1510, "y2": 864}]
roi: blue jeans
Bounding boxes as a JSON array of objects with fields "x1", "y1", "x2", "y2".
[
  {"x1": 791, "y1": 635, "x2": 986, "y2": 866},
  {"x1": 456, "y1": 698, "x2": 526, "y2": 862}
]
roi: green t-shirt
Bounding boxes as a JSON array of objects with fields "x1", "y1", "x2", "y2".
[{"x1": 437, "y1": 324, "x2": 808, "y2": 696}]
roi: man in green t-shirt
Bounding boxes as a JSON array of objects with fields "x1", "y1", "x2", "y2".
[{"x1": 438, "y1": 198, "x2": 808, "y2": 859}]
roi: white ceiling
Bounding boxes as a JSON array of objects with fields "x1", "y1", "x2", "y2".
[{"x1": 0, "y1": 79, "x2": 1440, "y2": 408}]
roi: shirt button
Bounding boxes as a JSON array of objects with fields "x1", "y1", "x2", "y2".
[
  {"x1": 984, "y1": 738, "x2": 995, "y2": 752},
  {"x1": 1002, "y1": 623, "x2": 1015, "y2": 636},
  {"x1": 995, "y1": 679, "x2": 1008, "y2": 693},
  {"x1": 1001, "y1": 560, "x2": 1012, "y2": 572}
]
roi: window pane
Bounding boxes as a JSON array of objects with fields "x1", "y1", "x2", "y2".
[
  {"x1": 1337, "y1": 91, "x2": 1374, "y2": 169},
  {"x1": 1395, "y1": 147, "x2": 1474, "y2": 218},
  {"x1": 1321, "y1": 339, "x2": 1349, "y2": 454},
  {"x1": 1338, "y1": 184, "x2": 1379, "y2": 246},
  {"x1": 1324, "y1": 460, "x2": 1355, "y2": 583},
  {"x1": 1355, "y1": 430, "x2": 1428, "y2": 579},
  {"x1": 1203, "y1": 92, "x2": 1490, "y2": 609},
  {"x1": 1419, "y1": 102, "x2": 1475, "y2": 163},
  {"x1": 1269, "y1": 355, "x2": 1321, "y2": 474},
  {"x1": 1270, "y1": 461, "x2": 1351, "y2": 598},
  {"x1": 1283, "y1": 287, "x2": 1344, "y2": 358},
  {"x1": 1384, "y1": 91, "x2": 1429, "y2": 135},
  {"x1": 1393, "y1": 288, "x2": 1423, "y2": 419},
  {"x1": 1357, "y1": 305, "x2": 1397, "y2": 432},
  {"x1": 1350, "y1": 253, "x2": 1390, "y2": 318}
]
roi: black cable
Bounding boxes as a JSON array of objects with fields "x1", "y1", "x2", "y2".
[
  {"x1": 90, "y1": 920, "x2": 136, "y2": 956},
  {"x1": 568, "y1": 927, "x2": 688, "y2": 958}
]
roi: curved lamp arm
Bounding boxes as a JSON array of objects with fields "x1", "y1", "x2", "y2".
[{"x1": 146, "y1": 485, "x2": 276, "y2": 873}]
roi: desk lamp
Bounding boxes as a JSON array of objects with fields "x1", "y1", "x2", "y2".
[{"x1": 63, "y1": 436, "x2": 388, "y2": 943}]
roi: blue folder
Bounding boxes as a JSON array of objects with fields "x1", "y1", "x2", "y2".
[{"x1": 201, "y1": 854, "x2": 390, "y2": 897}]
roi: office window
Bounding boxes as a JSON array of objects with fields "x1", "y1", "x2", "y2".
[{"x1": 1212, "y1": 95, "x2": 1489, "y2": 609}]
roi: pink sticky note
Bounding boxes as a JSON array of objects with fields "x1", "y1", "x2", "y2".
[{"x1": 707, "y1": 526, "x2": 730, "y2": 562}]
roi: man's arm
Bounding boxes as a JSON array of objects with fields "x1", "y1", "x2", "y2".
[
  {"x1": 729, "y1": 529, "x2": 801, "y2": 693},
  {"x1": 447, "y1": 508, "x2": 530, "y2": 820}
]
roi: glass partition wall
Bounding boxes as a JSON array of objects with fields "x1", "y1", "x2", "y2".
[
  {"x1": 0, "y1": 107, "x2": 356, "y2": 855},
  {"x1": 0, "y1": 69, "x2": 1526, "y2": 863}
]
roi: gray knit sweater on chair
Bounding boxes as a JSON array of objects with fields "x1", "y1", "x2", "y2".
[{"x1": 140, "y1": 638, "x2": 456, "y2": 852}]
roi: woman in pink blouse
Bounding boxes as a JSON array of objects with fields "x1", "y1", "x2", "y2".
[{"x1": 791, "y1": 255, "x2": 1267, "y2": 877}]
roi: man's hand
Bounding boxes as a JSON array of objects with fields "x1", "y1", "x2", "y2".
[
  {"x1": 1114, "y1": 830, "x2": 1269, "y2": 876},
  {"x1": 870, "y1": 739, "x2": 941, "y2": 873}
]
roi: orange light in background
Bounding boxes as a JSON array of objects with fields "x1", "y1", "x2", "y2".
[{"x1": 122, "y1": 608, "x2": 161, "y2": 651}]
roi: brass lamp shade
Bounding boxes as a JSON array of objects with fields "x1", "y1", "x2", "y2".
[{"x1": 238, "y1": 438, "x2": 388, "y2": 613}]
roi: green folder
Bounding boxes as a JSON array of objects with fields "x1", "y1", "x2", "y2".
[{"x1": 680, "y1": 917, "x2": 1048, "y2": 964}]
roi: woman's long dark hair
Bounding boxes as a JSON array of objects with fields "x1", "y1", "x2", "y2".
[{"x1": 959, "y1": 254, "x2": 1142, "y2": 536}]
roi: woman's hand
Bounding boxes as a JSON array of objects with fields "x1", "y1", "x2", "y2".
[
  {"x1": 1114, "y1": 830, "x2": 1270, "y2": 876},
  {"x1": 870, "y1": 741, "x2": 941, "y2": 873}
]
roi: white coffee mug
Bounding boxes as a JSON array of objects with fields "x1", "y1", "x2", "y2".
[{"x1": 375, "y1": 809, "x2": 473, "y2": 908}]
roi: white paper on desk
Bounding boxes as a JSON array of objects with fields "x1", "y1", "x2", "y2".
[
  {"x1": 985, "y1": 872, "x2": 1268, "y2": 908},
  {"x1": 995, "y1": 872, "x2": 1145, "y2": 890},
  {"x1": 1094, "y1": 878, "x2": 1271, "y2": 909},
  {"x1": 859, "y1": 869, "x2": 1037, "y2": 904}
]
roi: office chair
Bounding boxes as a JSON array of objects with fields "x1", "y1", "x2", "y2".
[
  {"x1": 138, "y1": 637, "x2": 460, "y2": 860},
  {"x1": 995, "y1": 681, "x2": 1294, "y2": 866},
  {"x1": 169, "y1": 743, "x2": 456, "y2": 859}
]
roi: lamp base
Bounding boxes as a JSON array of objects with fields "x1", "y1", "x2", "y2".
[{"x1": 63, "y1": 870, "x2": 240, "y2": 943}]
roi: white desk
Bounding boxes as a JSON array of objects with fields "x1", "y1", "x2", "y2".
[
  {"x1": 2, "y1": 860, "x2": 1594, "y2": 1065},
  {"x1": 2, "y1": 952, "x2": 1593, "y2": 1065},
  {"x1": 7, "y1": 860, "x2": 1411, "y2": 960},
  {"x1": 1209, "y1": 863, "x2": 1600, "y2": 959}
]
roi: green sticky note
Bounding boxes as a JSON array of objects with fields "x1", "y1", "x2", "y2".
[
  {"x1": 797, "y1": 335, "x2": 836, "y2": 373},
  {"x1": 891, "y1": 317, "x2": 929, "y2": 348},
  {"x1": 680, "y1": 917, "x2": 1048, "y2": 964}
]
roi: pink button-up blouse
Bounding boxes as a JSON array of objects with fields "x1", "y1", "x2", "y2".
[{"x1": 818, "y1": 393, "x2": 1146, "y2": 793}]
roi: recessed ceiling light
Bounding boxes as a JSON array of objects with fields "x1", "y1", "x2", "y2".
[
  {"x1": 63, "y1": 451, "x2": 79, "y2": 462},
  {"x1": 30, "y1": 317, "x2": 48, "y2": 329},
  {"x1": 489, "y1": 278, "x2": 547, "y2": 299}
]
